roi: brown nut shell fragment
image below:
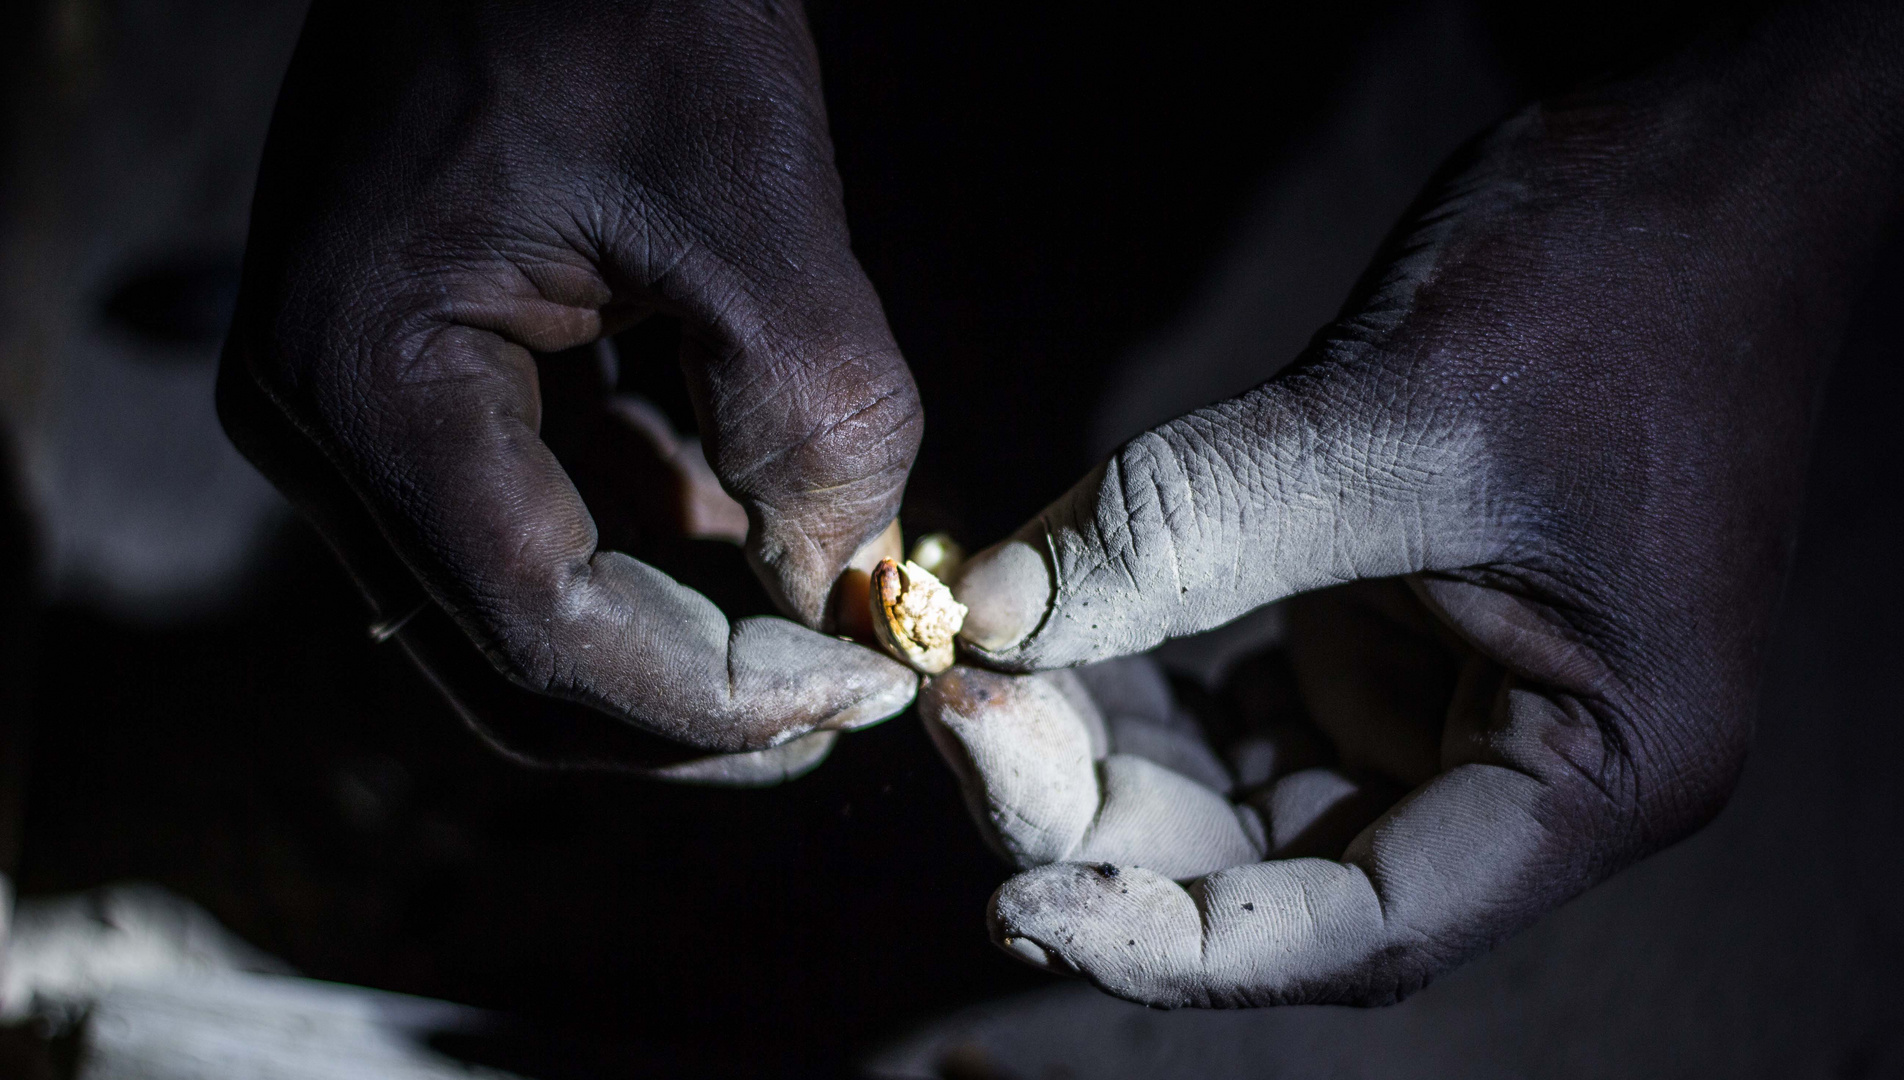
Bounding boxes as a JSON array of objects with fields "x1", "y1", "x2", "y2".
[{"x1": 870, "y1": 557, "x2": 968, "y2": 674}]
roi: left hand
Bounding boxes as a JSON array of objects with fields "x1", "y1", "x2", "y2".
[{"x1": 217, "y1": 0, "x2": 923, "y2": 782}]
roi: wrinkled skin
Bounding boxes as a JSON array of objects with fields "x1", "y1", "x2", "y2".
[
  {"x1": 218, "y1": 0, "x2": 923, "y2": 779},
  {"x1": 931, "y1": 3, "x2": 1904, "y2": 1007}
]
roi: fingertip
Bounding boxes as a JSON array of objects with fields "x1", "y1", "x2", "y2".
[
  {"x1": 821, "y1": 661, "x2": 920, "y2": 732},
  {"x1": 986, "y1": 878, "x2": 1068, "y2": 973},
  {"x1": 952, "y1": 538, "x2": 1052, "y2": 657},
  {"x1": 648, "y1": 730, "x2": 840, "y2": 787},
  {"x1": 996, "y1": 934, "x2": 1075, "y2": 976},
  {"x1": 917, "y1": 664, "x2": 1017, "y2": 718},
  {"x1": 920, "y1": 668, "x2": 1102, "y2": 867},
  {"x1": 988, "y1": 862, "x2": 1204, "y2": 1003}
]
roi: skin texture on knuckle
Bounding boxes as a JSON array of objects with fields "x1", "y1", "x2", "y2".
[
  {"x1": 715, "y1": 347, "x2": 923, "y2": 509},
  {"x1": 998, "y1": 364, "x2": 1493, "y2": 673},
  {"x1": 644, "y1": 251, "x2": 923, "y2": 629},
  {"x1": 1008, "y1": 427, "x2": 1254, "y2": 668},
  {"x1": 715, "y1": 345, "x2": 924, "y2": 623}
]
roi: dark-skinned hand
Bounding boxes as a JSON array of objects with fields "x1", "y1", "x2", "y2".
[
  {"x1": 218, "y1": 0, "x2": 922, "y2": 782},
  {"x1": 923, "y1": 1, "x2": 1904, "y2": 1006}
]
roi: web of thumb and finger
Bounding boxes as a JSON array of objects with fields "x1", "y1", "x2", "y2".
[{"x1": 953, "y1": 115, "x2": 1540, "y2": 673}]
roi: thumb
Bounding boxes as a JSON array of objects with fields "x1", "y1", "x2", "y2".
[{"x1": 953, "y1": 359, "x2": 1502, "y2": 670}]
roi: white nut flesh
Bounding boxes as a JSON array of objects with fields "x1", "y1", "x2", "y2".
[{"x1": 870, "y1": 558, "x2": 967, "y2": 674}]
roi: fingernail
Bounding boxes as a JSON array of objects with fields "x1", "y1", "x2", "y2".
[
  {"x1": 1000, "y1": 936, "x2": 1055, "y2": 970},
  {"x1": 650, "y1": 731, "x2": 838, "y2": 787},
  {"x1": 997, "y1": 935, "x2": 1076, "y2": 975},
  {"x1": 827, "y1": 520, "x2": 905, "y2": 638},
  {"x1": 952, "y1": 539, "x2": 1052, "y2": 653},
  {"x1": 822, "y1": 675, "x2": 919, "y2": 732}
]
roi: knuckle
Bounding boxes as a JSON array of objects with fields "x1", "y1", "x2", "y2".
[{"x1": 721, "y1": 346, "x2": 922, "y2": 502}]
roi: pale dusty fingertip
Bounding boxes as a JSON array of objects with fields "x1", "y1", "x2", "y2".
[
  {"x1": 820, "y1": 670, "x2": 919, "y2": 732},
  {"x1": 952, "y1": 539, "x2": 1052, "y2": 654},
  {"x1": 648, "y1": 730, "x2": 839, "y2": 787},
  {"x1": 987, "y1": 877, "x2": 1085, "y2": 977}
]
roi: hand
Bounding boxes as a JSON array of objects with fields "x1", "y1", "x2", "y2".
[
  {"x1": 925, "y1": 3, "x2": 1904, "y2": 1005},
  {"x1": 218, "y1": 0, "x2": 922, "y2": 779}
]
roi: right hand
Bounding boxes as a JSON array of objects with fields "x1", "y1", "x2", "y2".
[
  {"x1": 923, "y1": 0, "x2": 1904, "y2": 1004},
  {"x1": 218, "y1": 0, "x2": 922, "y2": 782}
]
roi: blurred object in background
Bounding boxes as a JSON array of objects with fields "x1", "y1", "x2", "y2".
[
  {"x1": 1, "y1": 882, "x2": 290, "y2": 1024},
  {"x1": 0, "y1": 884, "x2": 529, "y2": 1080},
  {"x1": 0, "y1": 403, "x2": 32, "y2": 1035},
  {"x1": 0, "y1": 0, "x2": 303, "y2": 618}
]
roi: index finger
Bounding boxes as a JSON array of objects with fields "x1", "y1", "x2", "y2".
[{"x1": 235, "y1": 313, "x2": 917, "y2": 752}]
